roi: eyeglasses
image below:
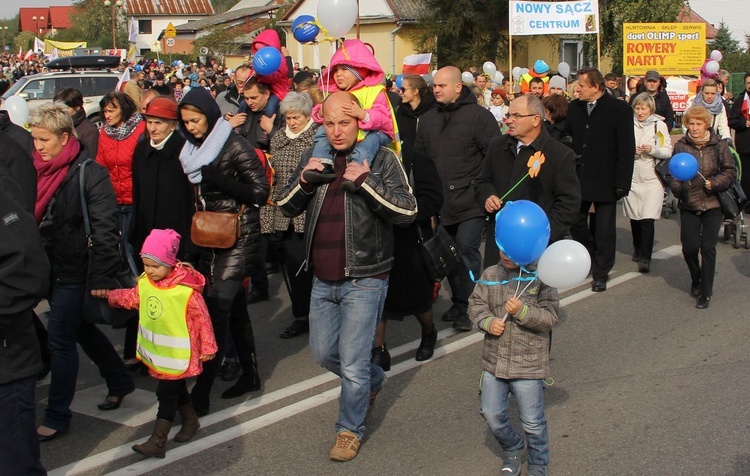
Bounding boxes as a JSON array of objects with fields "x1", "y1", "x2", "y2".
[{"x1": 504, "y1": 112, "x2": 538, "y2": 120}]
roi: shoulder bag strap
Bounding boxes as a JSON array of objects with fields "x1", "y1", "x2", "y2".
[{"x1": 79, "y1": 159, "x2": 93, "y2": 247}]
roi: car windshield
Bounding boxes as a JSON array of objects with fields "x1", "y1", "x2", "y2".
[{"x1": 2, "y1": 77, "x2": 30, "y2": 100}]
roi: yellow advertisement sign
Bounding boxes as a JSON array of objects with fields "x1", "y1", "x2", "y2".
[{"x1": 623, "y1": 23, "x2": 706, "y2": 76}]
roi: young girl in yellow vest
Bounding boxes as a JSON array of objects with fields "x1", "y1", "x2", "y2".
[
  {"x1": 107, "y1": 228, "x2": 217, "y2": 459},
  {"x1": 303, "y1": 39, "x2": 400, "y2": 191}
]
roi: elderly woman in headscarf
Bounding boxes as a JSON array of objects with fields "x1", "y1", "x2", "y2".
[{"x1": 177, "y1": 88, "x2": 270, "y2": 415}]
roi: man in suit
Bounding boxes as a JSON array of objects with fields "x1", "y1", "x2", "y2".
[{"x1": 566, "y1": 67, "x2": 635, "y2": 292}]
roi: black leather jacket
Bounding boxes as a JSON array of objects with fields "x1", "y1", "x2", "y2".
[
  {"x1": 197, "y1": 134, "x2": 270, "y2": 282},
  {"x1": 278, "y1": 146, "x2": 417, "y2": 277}
]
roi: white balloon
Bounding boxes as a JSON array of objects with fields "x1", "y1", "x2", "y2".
[
  {"x1": 512, "y1": 67, "x2": 522, "y2": 80},
  {"x1": 176, "y1": 69, "x2": 184, "y2": 79},
  {"x1": 4, "y1": 96, "x2": 29, "y2": 126},
  {"x1": 536, "y1": 240, "x2": 591, "y2": 289},
  {"x1": 483, "y1": 61, "x2": 497, "y2": 77},
  {"x1": 494, "y1": 71, "x2": 504, "y2": 84},
  {"x1": 557, "y1": 61, "x2": 570, "y2": 78},
  {"x1": 519, "y1": 68, "x2": 530, "y2": 76},
  {"x1": 461, "y1": 71, "x2": 474, "y2": 84},
  {"x1": 316, "y1": 0, "x2": 358, "y2": 38},
  {"x1": 705, "y1": 60, "x2": 720, "y2": 74},
  {"x1": 709, "y1": 50, "x2": 723, "y2": 62}
]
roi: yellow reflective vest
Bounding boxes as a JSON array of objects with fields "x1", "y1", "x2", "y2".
[
  {"x1": 350, "y1": 84, "x2": 401, "y2": 157},
  {"x1": 136, "y1": 276, "x2": 193, "y2": 377}
]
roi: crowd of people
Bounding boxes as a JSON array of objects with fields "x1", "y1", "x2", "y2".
[{"x1": 1, "y1": 36, "x2": 749, "y2": 475}]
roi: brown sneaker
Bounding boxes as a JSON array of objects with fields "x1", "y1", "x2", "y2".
[{"x1": 329, "y1": 430, "x2": 361, "y2": 462}]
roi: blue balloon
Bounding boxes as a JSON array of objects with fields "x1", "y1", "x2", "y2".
[
  {"x1": 495, "y1": 200, "x2": 551, "y2": 266},
  {"x1": 395, "y1": 74, "x2": 404, "y2": 89},
  {"x1": 292, "y1": 15, "x2": 320, "y2": 43},
  {"x1": 173, "y1": 60, "x2": 179, "y2": 66},
  {"x1": 669, "y1": 152, "x2": 699, "y2": 181},
  {"x1": 253, "y1": 46, "x2": 283, "y2": 76}
]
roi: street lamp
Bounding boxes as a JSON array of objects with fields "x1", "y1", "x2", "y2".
[
  {"x1": 103, "y1": 0, "x2": 123, "y2": 50},
  {"x1": 1, "y1": 27, "x2": 7, "y2": 52},
  {"x1": 32, "y1": 15, "x2": 45, "y2": 35}
]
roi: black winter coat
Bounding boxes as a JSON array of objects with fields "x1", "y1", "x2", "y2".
[
  {"x1": 0, "y1": 187, "x2": 48, "y2": 384},
  {"x1": 239, "y1": 107, "x2": 284, "y2": 152},
  {"x1": 566, "y1": 92, "x2": 635, "y2": 202},
  {"x1": 0, "y1": 110, "x2": 34, "y2": 157},
  {"x1": 396, "y1": 93, "x2": 436, "y2": 167},
  {"x1": 0, "y1": 130, "x2": 36, "y2": 213},
  {"x1": 49, "y1": 147, "x2": 120, "y2": 289},
  {"x1": 131, "y1": 132, "x2": 197, "y2": 264},
  {"x1": 72, "y1": 108, "x2": 100, "y2": 159},
  {"x1": 728, "y1": 90, "x2": 750, "y2": 154},
  {"x1": 197, "y1": 134, "x2": 270, "y2": 282},
  {"x1": 414, "y1": 86, "x2": 500, "y2": 225}
]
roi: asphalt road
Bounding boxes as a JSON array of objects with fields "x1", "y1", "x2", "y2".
[{"x1": 33, "y1": 209, "x2": 750, "y2": 476}]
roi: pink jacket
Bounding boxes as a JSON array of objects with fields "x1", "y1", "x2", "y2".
[
  {"x1": 251, "y1": 29, "x2": 291, "y2": 102},
  {"x1": 312, "y1": 39, "x2": 395, "y2": 140},
  {"x1": 108, "y1": 264, "x2": 218, "y2": 380}
]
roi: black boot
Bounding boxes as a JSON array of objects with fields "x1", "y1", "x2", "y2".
[
  {"x1": 302, "y1": 163, "x2": 336, "y2": 185},
  {"x1": 415, "y1": 325, "x2": 438, "y2": 361},
  {"x1": 637, "y1": 258, "x2": 650, "y2": 273},
  {"x1": 221, "y1": 353, "x2": 261, "y2": 399},
  {"x1": 371, "y1": 344, "x2": 391, "y2": 371}
]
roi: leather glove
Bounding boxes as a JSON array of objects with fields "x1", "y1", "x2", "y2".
[{"x1": 615, "y1": 188, "x2": 629, "y2": 200}]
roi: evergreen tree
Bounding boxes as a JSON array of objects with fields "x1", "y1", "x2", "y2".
[{"x1": 709, "y1": 20, "x2": 740, "y2": 55}]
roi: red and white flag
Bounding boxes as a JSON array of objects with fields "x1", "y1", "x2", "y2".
[
  {"x1": 402, "y1": 53, "x2": 432, "y2": 75},
  {"x1": 17, "y1": 45, "x2": 22, "y2": 59},
  {"x1": 24, "y1": 49, "x2": 35, "y2": 61},
  {"x1": 116, "y1": 67, "x2": 131, "y2": 92}
]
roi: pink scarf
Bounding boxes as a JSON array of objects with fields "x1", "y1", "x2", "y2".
[{"x1": 33, "y1": 138, "x2": 81, "y2": 223}]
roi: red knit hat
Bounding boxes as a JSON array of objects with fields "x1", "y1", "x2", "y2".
[
  {"x1": 141, "y1": 229, "x2": 181, "y2": 268},
  {"x1": 144, "y1": 97, "x2": 178, "y2": 120}
]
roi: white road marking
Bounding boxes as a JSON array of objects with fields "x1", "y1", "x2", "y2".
[{"x1": 50, "y1": 247, "x2": 670, "y2": 475}]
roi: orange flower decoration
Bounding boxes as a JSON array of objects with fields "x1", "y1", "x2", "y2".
[{"x1": 527, "y1": 151, "x2": 546, "y2": 178}]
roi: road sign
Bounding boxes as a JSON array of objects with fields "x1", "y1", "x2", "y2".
[
  {"x1": 152, "y1": 41, "x2": 162, "y2": 52},
  {"x1": 164, "y1": 22, "x2": 177, "y2": 38},
  {"x1": 166, "y1": 38, "x2": 175, "y2": 47}
]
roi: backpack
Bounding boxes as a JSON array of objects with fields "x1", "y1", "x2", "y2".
[{"x1": 253, "y1": 148, "x2": 275, "y2": 205}]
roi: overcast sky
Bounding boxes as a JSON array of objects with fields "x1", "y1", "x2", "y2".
[{"x1": 1, "y1": 0, "x2": 747, "y2": 45}]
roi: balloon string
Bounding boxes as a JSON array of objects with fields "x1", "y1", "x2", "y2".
[
  {"x1": 697, "y1": 172, "x2": 708, "y2": 183},
  {"x1": 502, "y1": 276, "x2": 537, "y2": 322}
]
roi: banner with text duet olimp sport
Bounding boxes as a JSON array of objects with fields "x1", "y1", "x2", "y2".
[
  {"x1": 623, "y1": 23, "x2": 706, "y2": 76},
  {"x1": 510, "y1": 0, "x2": 599, "y2": 36}
]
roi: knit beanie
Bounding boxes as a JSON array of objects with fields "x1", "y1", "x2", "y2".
[
  {"x1": 141, "y1": 229, "x2": 181, "y2": 268},
  {"x1": 549, "y1": 76, "x2": 566, "y2": 90},
  {"x1": 341, "y1": 64, "x2": 368, "y2": 82}
]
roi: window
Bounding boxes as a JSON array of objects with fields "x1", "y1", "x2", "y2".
[
  {"x1": 93, "y1": 77, "x2": 119, "y2": 95},
  {"x1": 57, "y1": 77, "x2": 83, "y2": 95},
  {"x1": 139, "y1": 20, "x2": 152, "y2": 34},
  {"x1": 560, "y1": 39, "x2": 583, "y2": 73}
]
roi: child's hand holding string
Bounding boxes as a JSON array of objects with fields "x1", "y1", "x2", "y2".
[
  {"x1": 488, "y1": 318, "x2": 506, "y2": 336},
  {"x1": 504, "y1": 297, "x2": 522, "y2": 316}
]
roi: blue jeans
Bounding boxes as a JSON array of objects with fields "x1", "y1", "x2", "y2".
[
  {"x1": 311, "y1": 127, "x2": 391, "y2": 166},
  {"x1": 308, "y1": 277, "x2": 387, "y2": 439},
  {"x1": 480, "y1": 372, "x2": 549, "y2": 466},
  {"x1": 0, "y1": 376, "x2": 45, "y2": 476},
  {"x1": 43, "y1": 284, "x2": 134, "y2": 432}
]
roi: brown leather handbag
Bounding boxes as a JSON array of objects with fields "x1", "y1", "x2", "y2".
[{"x1": 190, "y1": 186, "x2": 245, "y2": 249}]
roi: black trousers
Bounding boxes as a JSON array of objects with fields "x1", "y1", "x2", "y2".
[
  {"x1": 679, "y1": 208, "x2": 723, "y2": 297},
  {"x1": 569, "y1": 201, "x2": 617, "y2": 281},
  {"x1": 155, "y1": 379, "x2": 190, "y2": 422},
  {"x1": 282, "y1": 230, "x2": 314, "y2": 318},
  {"x1": 630, "y1": 218, "x2": 655, "y2": 260},
  {"x1": 191, "y1": 280, "x2": 256, "y2": 411},
  {"x1": 0, "y1": 376, "x2": 45, "y2": 476}
]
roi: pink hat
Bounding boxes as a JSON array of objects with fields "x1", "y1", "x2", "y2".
[{"x1": 141, "y1": 229, "x2": 181, "y2": 268}]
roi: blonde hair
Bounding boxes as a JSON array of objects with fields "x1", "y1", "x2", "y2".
[
  {"x1": 684, "y1": 105, "x2": 712, "y2": 125},
  {"x1": 29, "y1": 102, "x2": 76, "y2": 137}
]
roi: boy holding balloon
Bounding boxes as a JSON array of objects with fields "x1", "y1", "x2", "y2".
[{"x1": 468, "y1": 246, "x2": 559, "y2": 476}]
